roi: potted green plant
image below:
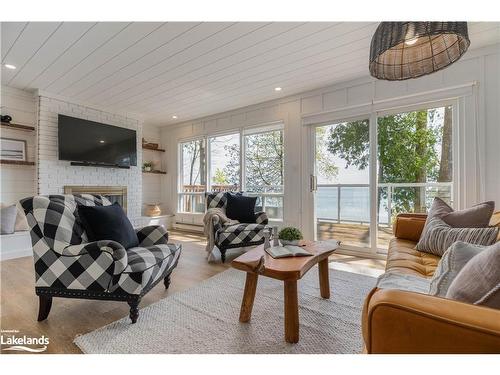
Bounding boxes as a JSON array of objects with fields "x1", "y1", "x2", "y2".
[
  {"x1": 278, "y1": 227, "x2": 303, "y2": 246},
  {"x1": 143, "y1": 161, "x2": 153, "y2": 172}
]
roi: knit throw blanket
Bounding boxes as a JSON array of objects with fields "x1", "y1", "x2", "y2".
[{"x1": 203, "y1": 208, "x2": 238, "y2": 261}]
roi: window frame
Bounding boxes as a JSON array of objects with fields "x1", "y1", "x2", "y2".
[
  {"x1": 178, "y1": 137, "x2": 207, "y2": 214},
  {"x1": 177, "y1": 122, "x2": 285, "y2": 220},
  {"x1": 310, "y1": 98, "x2": 458, "y2": 256},
  {"x1": 242, "y1": 123, "x2": 285, "y2": 219}
]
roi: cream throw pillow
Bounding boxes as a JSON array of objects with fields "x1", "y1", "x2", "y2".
[{"x1": 0, "y1": 202, "x2": 30, "y2": 231}]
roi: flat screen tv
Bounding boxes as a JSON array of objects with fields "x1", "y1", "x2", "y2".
[{"x1": 58, "y1": 114, "x2": 137, "y2": 167}]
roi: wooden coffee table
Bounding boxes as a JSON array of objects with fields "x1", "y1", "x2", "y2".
[{"x1": 231, "y1": 240, "x2": 339, "y2": 343}]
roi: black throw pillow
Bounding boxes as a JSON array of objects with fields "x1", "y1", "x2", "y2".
[
  {"x1": 78, "y1": 202, "x2": 139, "y2": 249},
  {"x1": 225, "y1": 193, "x2": 257, "y2": 223}
]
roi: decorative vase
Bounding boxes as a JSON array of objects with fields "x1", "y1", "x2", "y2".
[
  {"x1": 145, "y1": 204, "x2": 161, "y2": 217},
  {"x1": 144, "y1": 166, "x2": 151, "y2": 172}
]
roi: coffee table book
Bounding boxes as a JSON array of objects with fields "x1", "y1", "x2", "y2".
[{"x1": 265, "y1": 245, "x2": 312, "y2": 259}]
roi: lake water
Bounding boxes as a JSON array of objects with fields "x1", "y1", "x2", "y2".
[{"x1": 316, "y1": 186, "x2": 389, "y2": 224}]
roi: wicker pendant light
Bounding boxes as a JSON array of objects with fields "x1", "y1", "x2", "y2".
[{"x1": 369, "y1": 22, "x2": 470, "y2": 80}]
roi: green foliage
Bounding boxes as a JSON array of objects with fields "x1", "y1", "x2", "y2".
[
  {"x1": 143, "y1": 161, "x2": 153, "y2": 168},
  {"x1": 315, "y1": 126, "x2": 338, "y2": 180},
  {"x1": 326, "y1": 108, "x2": 451, "y2": 216},
  {"x1": 278, "y1": 227, "x2": 303, "y2": 241},
  {"x1": 212, "y1": 168, "x2": 229, "y2": 184}
]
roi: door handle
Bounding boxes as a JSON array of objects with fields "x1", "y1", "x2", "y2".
[{"x1": 310, "y1": 174, "x2": 317, "y2": 192}]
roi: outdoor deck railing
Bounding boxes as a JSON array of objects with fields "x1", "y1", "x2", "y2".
[
  {"x1": 179, "y1": 184, "x2": 284, "y2": 217},
  {"x1": 316, "y1": 182, "x2": 453, "y2": 226},
  {"x1": 179, "y1": 182, "x2": 452, "y2": 225}
]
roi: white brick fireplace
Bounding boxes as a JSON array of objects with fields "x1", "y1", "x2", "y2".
[{"x1": 36, "y1": 94, "x2": 143, "y2": 223}]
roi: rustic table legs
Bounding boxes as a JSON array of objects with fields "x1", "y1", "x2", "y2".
[
  {"x1": 238, "y1": 260, "x2": 331, "y2": 344},
  {"x1": 318, "y1": 258, "x2": 331, "y2": 299},
  {"x1": 239, "y1": 272, "x2": 258, "y2": 322},
  {"x1": 284, "y1": 279, "x2": 299, "y2": 343}
]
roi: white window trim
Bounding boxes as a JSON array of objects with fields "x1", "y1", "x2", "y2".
[{"x1": 177, "y1": 122, "x2": 285, "y2": 220}]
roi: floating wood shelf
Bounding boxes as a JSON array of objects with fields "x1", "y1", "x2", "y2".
[
  {"x1": 142, "y1": 170, "x2": 166, "y2": 175},
  {"x1": 142, "y1": 145, "x2": 165, "y2": 152},
  {"x1": 1, "y1": 122, "x2": 36, "y2": 132},
  {"x1": 0, "y1": 159, "x2": 35, "y2": 166}
]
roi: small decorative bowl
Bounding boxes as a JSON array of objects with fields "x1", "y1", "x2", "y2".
[{"x1": 279, "y1": 239, "x2": 300, "y2": 246}]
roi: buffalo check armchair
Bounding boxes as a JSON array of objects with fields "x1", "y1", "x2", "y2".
[
  {"x1": 19, "y1": 194, "x2": 181, "y2": 324},
  {"x1": 206, "y1": 192, "x2": 269, "y2": 263}
]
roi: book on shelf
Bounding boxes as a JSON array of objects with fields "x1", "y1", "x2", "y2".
[{"x1": 265, "y1": 245, "x2": 312, "y2": 259}]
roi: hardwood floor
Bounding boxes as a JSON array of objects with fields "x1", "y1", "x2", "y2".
[{"x1": 0, "y1": 230, "x2": 385, "y2": 354}]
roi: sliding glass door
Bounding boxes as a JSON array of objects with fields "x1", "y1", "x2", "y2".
[
  {"x1": 312, "y1": 103, "x2": 454, "y2": 254},
  {"x1": 314, "y1": 118, "x2": 371, "y2": 248},
  {"x1": 376, "y1": 105, "x2": 453, "y2": 250}
]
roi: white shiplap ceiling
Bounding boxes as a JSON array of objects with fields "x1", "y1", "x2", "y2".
[{"x1": 2, "y1": 22, "x2": 499, "y2": 126}]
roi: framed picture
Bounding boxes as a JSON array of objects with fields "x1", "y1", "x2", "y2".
[{"x1": 0, "y1": 138, "x2": 27, "y2": 161}]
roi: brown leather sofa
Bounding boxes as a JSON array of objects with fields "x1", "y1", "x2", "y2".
[{"x1": 362, "y1": 212, "x2": 500, "y2": 353}]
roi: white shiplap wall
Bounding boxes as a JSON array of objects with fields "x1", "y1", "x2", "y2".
[
  {"x1": 36, "y1": 94, "x2": 143, "y2": 222},
  {"x1": 0, "y1": 85, "x2": 37, "y2": 204},
  {"x1": 161, "y1": 44, "x2": 500, "y2": 239}
]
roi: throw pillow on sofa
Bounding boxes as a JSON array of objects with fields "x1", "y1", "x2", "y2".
[
  {"x1": 424, "y1": 197, "x2": 495, "y2": 228},
  {"x1": 225, "y1": 193, "x2": 257, "y2": 223},
  {"x1": 429, "y1": 241, "x2": 486, "y2": 297},
  {"x1": 415, "y1": 217, "x2": 498, "y2": 256},
  {"x1": 0, "y1": 205, "x2": 17, "y2": 234},
  {"x1": 78, "y1": 202, "x2": 139, "y2": 249},
  {"x1": 446, "y1": 242, "x2": 500, "y2": 309},
  {"x1": 0, "y1": 202, "x2": 29, "y2": 231}
]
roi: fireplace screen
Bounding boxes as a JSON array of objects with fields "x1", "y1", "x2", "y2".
[{"x1": 64, "y1": 186, "x2": 127, "y2": 213}]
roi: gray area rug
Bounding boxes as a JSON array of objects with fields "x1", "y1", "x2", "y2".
[{"x1": 74, "y1": 267, "x2": 376, "y2": 354}]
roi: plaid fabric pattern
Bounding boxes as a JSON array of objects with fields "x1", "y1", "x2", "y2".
[
  {"x1": 111, "y1": 244, "x2": 181, "y2": 295},
  {"x1": 254, "y1": 211, "x2": 269, "y2": 225},
  {"x1": 136, "y1": 225, "x2": 169, "y2": 247},
  {"x1": 205, "y1": 192, "x2": 269, "y2": 252},
  {"x1": 216, "y1": 223, "x2": 267, "y2": 249},
  {"x1": 206, "y1": 192, "x2": 227, "y2": 209},
  {"x1": 20, "y1": 195, "x2": 180, "y2": 296}
]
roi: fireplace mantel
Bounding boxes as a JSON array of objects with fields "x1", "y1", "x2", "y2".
[{"x1": 64, "y1": 186, "x2": 127, "y2": 212}]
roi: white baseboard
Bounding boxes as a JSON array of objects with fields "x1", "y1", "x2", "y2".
[
  {"x1": 0, "y1": 231, "x2": 33, "y2": 261},
  {"x1": 173, "y1": 223, "x2": 204, "y2": 233}
]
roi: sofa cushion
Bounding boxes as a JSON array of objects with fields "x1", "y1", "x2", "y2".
[
  {"x1": 446, "y1": 242, "x2": 500, "y2": 309},
  {"x1": 425, "y1": 197, "x2": 495, "y2": 228},
  {"x1": 225, "y1": 193, "x2": 257, "y2": 223},
  {"x1": 376, "y1": 272, "x2": 431, "y2": 293},
  {"x1": 429, "y1": 241, "x2": 485, "y2": 297},
  {"x1": 0, "y1": 205, "x2": 17, "y2": 234},
  {"x1": 112, "y1": 243, "x2": 181, "y2": 295},
  {"x1": 216, "y1": 223, "x2": 266, "y2": 248},
  {"x1": 78, "y1": 202, "x2": 139, "y2": 249},
  {"x1": 393, "y1": 214, "x2": 427, "y2": 241},
  {"x1": 415, "y1": 217, "x2": 498, "y2": 256},
  {"x1": 1, "y1": 203, "x2": 29, "y2": 231},
  {"x1": 385, "y1": 238, "x2": 440, "y2": 278}
]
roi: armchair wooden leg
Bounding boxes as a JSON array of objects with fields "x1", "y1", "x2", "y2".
[
  {"x1": 164, "y1": 274, "x2": 171, "y2": 289},
  {"x1": 37, "y1": 295, "x2": 52, "y2": 321},
  {"x1": 128, "y1": 299, "x2": 140, "y2": 324}
]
